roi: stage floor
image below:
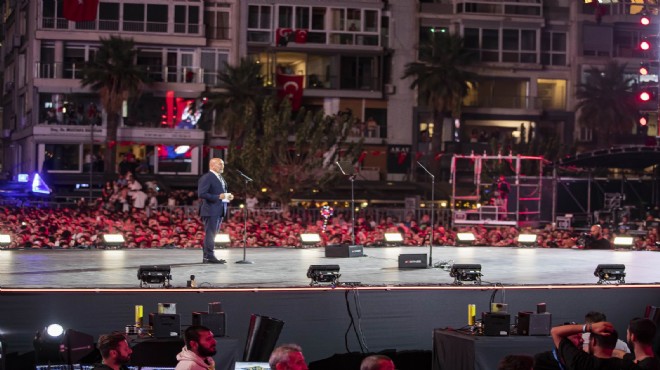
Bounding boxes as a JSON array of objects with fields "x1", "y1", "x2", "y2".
[{"x1": 1, "y1": 246, "x2": 658, "y2": 289}]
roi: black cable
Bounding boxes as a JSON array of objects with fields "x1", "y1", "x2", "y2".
[{"x1": 344, "y1": 289, "x2": 355, "y2": 353}]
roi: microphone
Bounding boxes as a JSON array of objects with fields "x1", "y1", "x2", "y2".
[
  {"x1": 335, "y1": 161, "x2": 348, "y2": 176},
  {"x1": 235, "y1": 169, "x2": 253, "y2": 182}
]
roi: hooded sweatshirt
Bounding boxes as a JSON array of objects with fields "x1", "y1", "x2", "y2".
[{"x1": 174, "y1": 346, "x2": 216, "y2": 370}]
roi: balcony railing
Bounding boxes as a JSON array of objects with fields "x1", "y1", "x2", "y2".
[
  {"x1": 464, "y1": 95, "x2": 541, "y2": 110},
  {"x1": 40, "y1": 17, "x2": 201, "y2": 35},
  {"x1": 580, "y1": 1, "x2": 659, "y2": 16},
  {"x1": 247, "y1": 29, "x2": 383, "y2": 47},
  {"x1": 36, "y1": 62, "x2": 205, "y2": 84},
  {"x1": 455, "y1": 0, "x2": 542, "y2": 17}
]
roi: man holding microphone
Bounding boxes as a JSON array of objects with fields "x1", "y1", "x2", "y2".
[{"x1": 198, "y1": 157, "x2": 233, "y2": 264}]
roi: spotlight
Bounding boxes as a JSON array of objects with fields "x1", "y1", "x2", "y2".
[
  {"x1": 300, "y1": 233, "x2": 322, "y2": 247},
  {"x1": 613, "y1": 236, "x2": 634, "y2": 248},
  {"x1": 138, "y1": 265, "x2": 172, "y2": 288},
  {"x1": 102, "y1": 234, "x2": 125, "y2": 249},
  {"x1": 517, "y1": 233, "x2": 536, "y2": 247},
  {"x1": 384, "y1": 232, "x2": 404, "y2": 245},
  {"x1": 456, "y1": 232, "x2": 476, "y2": 245},
  {"x1": 449, "y1": 264, "x2": 482, "y2": 285},
  {"x1": 214, "y1": 233, "x2": 231, "y2": 247},
  {"x1": 306, "y1": 264, "x2": 341, "y2": 286},
  {"x1": 0, "y1": 234, "x2": 10, "y2": 249},
  {"x1": 594, "y1": 264, "x2": 626, "y2": 284},
  {"x1": 34, "y1": 325, "x2": 94, "y2": 366}
]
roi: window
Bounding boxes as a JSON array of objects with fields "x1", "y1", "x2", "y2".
[
  {"x1": 147, "y1": 4, "x2": 168, "y2": 33},
  {"x1": 541, "y1": 31, "x2": 567, "y2": 66},
  {"x1": 278, "y1": 6, "x2": 293, "y2": 28},
  {"x1": 42, "y1": 0, "x2": 67, "y2": 29},
  {"x1": 99, "y1": 3, "x2": 119, "y2": 31},
  {"x1": 247, "y1": 5, "x2": 272, "y2": 42},
  {"x1": 175, "y1": 5, "x2": 200, "y2": 34},
  {"x1": 537, "y1": 79, "x2": 567, "y2": 110},
  {"x1": 465, "y1": 27, "x2": 538, "y2": 63},
  {"x1": 205, "y1": 9, "x2": 230, "y2": 40},
  {"x1": 43, "y1": 144, "x2": 82, "y2": 172},
  {"x1": 201, "y1": 49, "x2": 229, "y2": 86},
  {"x1": 123, "y1": 4, "x2": 145, "y2": 31}
]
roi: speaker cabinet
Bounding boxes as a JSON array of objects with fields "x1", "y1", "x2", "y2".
[
  {"x1": 243, "y1": 315, "x2": 284, "y2": 362},
  {"x1": 398, "y1": 254, "x2": 427, "y2": 268},
  {"x1": 517, "y1": 312, "x2": 552, "y2": 336},
  {"x1": 192, "y1": 312, "x2": 226, "y2": 337},
  {"x1": 483, "y1": 312, "x2": 510, "y2": 336},
  {"x1": 149, "y1": 313, "x2": 180, "y2": 338},
  {"x1": 325, "y1": 244, "x2": 363, "y2": 258}
]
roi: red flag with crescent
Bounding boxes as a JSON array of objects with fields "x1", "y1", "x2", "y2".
[
  {"x1": 295, "y1": 29, "x2": 308, "y2": 43},
  {"x1": 276, "y1": 73, "x2": 304, "y2": 110},
  {"x1": 63, "y1": 0, "x2": 99, "y2": 22},
  {"x1": 275, "y1": 28, "x2": 293, "y2": 46}
]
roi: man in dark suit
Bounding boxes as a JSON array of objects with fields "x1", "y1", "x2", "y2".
[{"x1": 198, "y1": 157, "x2": 232, "y2": 264}]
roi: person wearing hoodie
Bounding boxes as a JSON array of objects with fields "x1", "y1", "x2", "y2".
[{"x1": 175, "y1": 325, "x2": 217, "y2": 370}]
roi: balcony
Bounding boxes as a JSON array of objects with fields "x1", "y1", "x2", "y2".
[
  {"x1": 455, "y1": 0, "x2": 543, "y2": 17},
  {"x1": 464, "y1": 95, "x2": 541, "y2": 110},
  {"x1": 40, "y1": 17, "x2": 201, "y2": 36},
  {"x1": 580, "y1": 1, "x2": 659, "y2": 17},
  {"x1": 35, "y1": 62, "x2": 206, "y2": 84}
]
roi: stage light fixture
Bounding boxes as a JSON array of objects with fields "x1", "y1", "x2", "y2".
[
  {"x1": 214, "y1": 233, "x2": 231, "y2": 247},
  {"x1": 102, "y1": 234, "x2": 125, "y2": 249},
  {"x1": 0, "y1": 234, "x2": 10, "y2": 249},
  {"x1": 594, "y1": 264, "x2": 626, "y2": 284},
  {"x1": 300, "y1": 233, "x2": 322, "y2": 247},
  {"x1": 138, "y1": 265, "x2": 172, "y2": 288},
  {"x1": 306, "y1": 264, "x2": 341, "y2": 286},
  {"x1": 613, "y1": 236, "x2": 634, "y2": 248},
  {"x1": 384, "y1": 232, "x2": 404, "y2": 245},
  {"x1": 456, "y1": 232, "x2": 476, "y2": 245},
  {"x1": 449, "y1": 264, "x2": 482, "y2": 285},
  {"x1": 33, "y1": 325, "x2": 94, "y2": 366},
  {"x1": 517, "y1": 233, "x2": 537, "y2": 247}
]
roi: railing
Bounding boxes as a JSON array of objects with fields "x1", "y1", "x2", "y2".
[
  {"x1": 464, "y1": 95, "x2": 541, "y2": 110},
  {"x1": 36, "y1": 62, "x2": 205, "y2": 84},
  {"x1": 40, "y1": 17, "x2": 201, "y2": 35},
  {"x1": 580, "y1": 1, "x2": 659, "y2": 16},
  {"x1": 247, "y1": 29, "x2": 383, "y2": 47},
  {"x1": 455, "y1": 0, "x2": 542, "y2": 17}
]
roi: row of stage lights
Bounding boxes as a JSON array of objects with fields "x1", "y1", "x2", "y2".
[
  {"x1": 0, "y1": 231, "x2": 639, "y2": 249},
  {"x1": 637, "y1": 11, "x2": 656, "y2": 132}
]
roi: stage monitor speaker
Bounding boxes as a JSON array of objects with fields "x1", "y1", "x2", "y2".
[
  {"x1": 517, "y1": 312, "x2": 552, "y2": 336},
  {"x1": 398, "y1": 254, "x2": 427, "y2": 269},
  {"x1": 325, "y1": 244, "x2": 363, "y2": 258},
  {"x1": 149, "y1": 313, "x2": 181, "y2": 338},
  {"x1": 192, "y1": 312, "x2": 226, "y2": 337},
  {"x1": 243, "y1": 314, "x2": 284, "y2": 362},
  {"x1": 483, "y1": 312, "x2": 510, "y2": 336}
]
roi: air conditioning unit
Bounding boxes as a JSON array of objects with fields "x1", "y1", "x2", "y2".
[{"x1": 384, "y1": 84, "x2": 396, "y2": 95}]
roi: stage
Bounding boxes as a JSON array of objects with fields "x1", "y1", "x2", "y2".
[
  {"x1": 1, "y1": 246, "x2": 659, "y2": 369},
  {"x1": 1, "y1": 246, "x2": 658, "y2": 288}
]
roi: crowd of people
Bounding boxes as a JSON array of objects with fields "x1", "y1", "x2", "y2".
[
  {"x1": 0, "y1": 194, "x2": 658, "y2": 251},
  {"x1": 89, "y1": 310, "x2": 659, "y2": 369}
]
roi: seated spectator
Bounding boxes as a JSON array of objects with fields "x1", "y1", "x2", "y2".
[
  {"x1": 269, "y1": 344, "x2": 308, "y2": 370},
  {"x1": 360, "y1": 354, "x2": 395, "y2": 370}
]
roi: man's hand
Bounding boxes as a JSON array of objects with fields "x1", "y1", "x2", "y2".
[{"x1": 591, "y1": 321, "x2": 614, "y2": 336}]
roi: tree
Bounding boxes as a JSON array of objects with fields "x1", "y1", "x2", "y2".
[
  {"x1": 575, "y1": 61, "x2": 638, "y2": 148},
  {"x1": 228, "y1": 99, "x2": 361, "y2": 211},
  {"x1": 81, "y1": 36, "x2": 149, "y2": 175},
  {"x1": 206, "y1": 58, "x2": 265, "y2": 144},
  {"x1": 402, "y1": 32, "x2": 477, "y2": 151}
]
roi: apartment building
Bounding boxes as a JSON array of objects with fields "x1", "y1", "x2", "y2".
[{"x1": 0, "y1": 0, "x2": 656, "y2": 194}]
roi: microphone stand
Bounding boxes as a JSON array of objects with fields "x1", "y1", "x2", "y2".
[
  {"x1": 335, "y1": 162, "x2": 357, "y2": 246},
  {"x1": 235, "y1": 170, "x2": 253, "y2": 264},
  {"x1": 417, "y1": 161, "x2": 435, "y2": 267}
]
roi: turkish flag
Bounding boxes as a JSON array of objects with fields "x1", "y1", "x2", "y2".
[
  {"x1": 295, "y1": 29, "x2": 308, "y2": 44},
  {"x1": 63, "y1": 0, "x2": 99, "y2": 22},
  {"x1": 276, "y1": 73, "x2": 304, "y2": 110},
  {"x1": 275, "y1": 28, "x2": 293, "y2": 46}
]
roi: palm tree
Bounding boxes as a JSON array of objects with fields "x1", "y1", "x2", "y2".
[
  {"x1": 575, "y1": 61, "x2": 638, "y2": 148},
  {"x1": 207, "y1": 57, "x2": 265, "y2": 144},
  {"x1": 402, "y1": 32, "x2": 477, "y2": 150},
  {"x1": 81, "y1": 36, "x2": 149, "y2": 175}
]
